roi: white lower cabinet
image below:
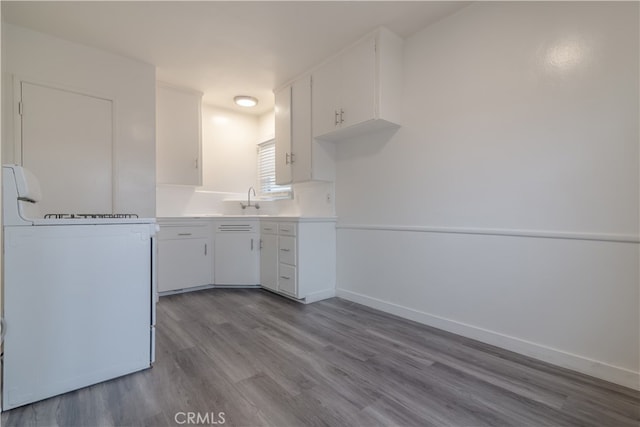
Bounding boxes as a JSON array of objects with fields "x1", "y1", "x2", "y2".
[
  {"x1": 259, "y1": 222, "x2": 278, "y2": 291},
  {"x1": 214, "y1": 220, "x2": 260, "y2": 286},
  {"x1": 260, "y1": 219, "x2": 336, "y2": 303},
  {"x1": 157, "y1": 217, "x2": 335, "y2": 302},
  {"x1": 157, "y1": 221, "x2": 213, "y2": 292}
]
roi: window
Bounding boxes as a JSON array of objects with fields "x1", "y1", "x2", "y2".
[{"x1": 257, "y1": 140, "x2": 291, "y2": 199}]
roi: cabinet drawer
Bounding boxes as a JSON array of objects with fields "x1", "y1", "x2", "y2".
[
  {"x1": 278, "y1": 264, "x2": 297, "y2": 296},
  {"x1": 278, "y1": 236, "x2": 296, "y2": 266},
  {"x1": 278, "y1": 222, "x2": 297, "y2": 236},
  {"x1": 158, "y1": 224, "x2": 210, "y2": 240},
  {"x1": 261, "y1": 222, "x2": 278, "y2": 235}
]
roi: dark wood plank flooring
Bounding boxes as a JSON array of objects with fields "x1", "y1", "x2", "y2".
[{"x1": 3, "y1": 288, "x2": 639, "y2": 426}]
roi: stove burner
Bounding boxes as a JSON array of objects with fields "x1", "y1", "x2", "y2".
[{"x1": 44, "y1": 213, "x2": 139, "y2": 219}]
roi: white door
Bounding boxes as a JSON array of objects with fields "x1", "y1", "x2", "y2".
[{"x1": 20, "y1": 81, "x2": 113, "y2": 215}]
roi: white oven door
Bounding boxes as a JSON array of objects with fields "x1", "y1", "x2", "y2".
[{"x1": 2, "y1": 223, "x2": 152, "y2": 410}]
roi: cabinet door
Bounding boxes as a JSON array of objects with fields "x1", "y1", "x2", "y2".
[
  {"x1": 260, "y1": 233, "x2": 278, "y2": 291},
  {"x1": 291, "y1": 75, "x2": 312, "y2": 182},
  {"x1": 340, "y1": 36, "x2": 376, "y2": 129},
  {"x1": 311, "y1": 57, "x2": 342, "y2": 138},
  {"x1": 158, "y1": 238, "x2": 211, "y2": 292},
  {"x1": 156, "y1": 84, "x2": 202, "y2": 185},
  {"x1": 274, "y1": 86, "x2": 292, "y2": 185},
  {"x1": 214, "y1": 233, "x2": 260, "y2": 285}
]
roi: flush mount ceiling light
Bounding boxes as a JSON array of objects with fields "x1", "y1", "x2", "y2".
[{"x1": 234, "y1": 95, "x2": 258, "y2": 108}]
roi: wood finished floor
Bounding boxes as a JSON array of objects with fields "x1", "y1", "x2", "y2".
[{"x1": 2, "y1": 288, "x2": 639, "y2": 427}]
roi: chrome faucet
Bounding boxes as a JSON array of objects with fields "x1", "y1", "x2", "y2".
[{"x1": 240, "y1": 186, "x2": 260, "y2": 210}]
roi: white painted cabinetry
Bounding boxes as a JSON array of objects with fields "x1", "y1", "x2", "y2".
[
  {"x1": 156, "y1": 83, "x2": 203, "y2": 185},
  {"x1": 312, "y1": 27, "x2": 403, "y2": 141},
  {"x1": 214, "y1": 220, "x2": 260, "y2": 286},
  {"x1": 274, "y1": 86, "x2": 292, "y2": 185},
  {"x1": 274, "y1": 75, "x2": 335, "y2": 185},
  {"x1": 157, "y1": 217, "x2": 334, "y2": 302},
  {"x1": 259, "y1": 222, "x2": 278, "y2": 291},
  {"x1": 157, "y1": 220, "x2": 213, "y2": 292},
  {"x1": 277, "y1": 222, "x2": 298, "y2": 296},
  {"x1": 259, "y1": 218, "x2": 336, "y2": 303}
]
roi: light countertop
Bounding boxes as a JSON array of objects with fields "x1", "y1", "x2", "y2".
[{"x1": 157, "y1": 215, "x2": 336, "y2": 222}]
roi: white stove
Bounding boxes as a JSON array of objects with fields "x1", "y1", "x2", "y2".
[
  {"x1": 3, "y1": 165, "x2": 155, "y2": 226},
  {"x1": 1, "y1": 164, "x2": 157, "y2": 411}
]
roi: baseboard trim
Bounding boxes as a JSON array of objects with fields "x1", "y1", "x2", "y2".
[
  {"x1": 304, "y1": 288, "x2": 336, "y2": 304},
  {"x1": 158, "y1": 284, "x2": 260, "y2": 297},
  {"x1": 336, "y1": 288, "x2": 640, "y2": 391}
]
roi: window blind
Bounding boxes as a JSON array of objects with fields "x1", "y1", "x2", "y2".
[{"x1": 257, "y1": 140, "x2": 291, "y2": 198}]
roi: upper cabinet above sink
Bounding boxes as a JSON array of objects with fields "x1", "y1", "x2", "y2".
[{"x1": 311, "y1": 27, "x2": 403, "y2": 142}]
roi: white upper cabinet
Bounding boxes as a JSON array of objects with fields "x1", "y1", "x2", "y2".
[
  {"x1": 274, "y1": 85, "x2": 292, "y2": 185},
  {"x1": 311, "y1": 27, "x2": 403, "y2": 141},
  {"x1": 311, "y1": 56, "x2": 342, "y2": 138},
  {"x1": 275, "y1": 74, "x2": 335, "y2": 185},
  {"x1": 156, "y1": 83, "x2": 203, "y2": 185},
  {"x1": 337, "y1": 35, "x2": 376, "y2": 130}
]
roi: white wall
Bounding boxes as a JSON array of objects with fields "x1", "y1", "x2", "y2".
[
  {"x1": 257, "y1": 110, "x2": 275, "y2": 143},
  {"x1": 2, "y1": 24, "x2": 156, "y2": 217},
  {"x1": 336, "y1": 2, "x2": 639, "y2": 389},
  {"x1": 201, "y1": 104, "x2": 259, "y2": 193}
]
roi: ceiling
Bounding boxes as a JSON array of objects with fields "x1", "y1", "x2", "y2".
[{"x1": 2, "y1": 1, "x2": 470, "y2": 115}]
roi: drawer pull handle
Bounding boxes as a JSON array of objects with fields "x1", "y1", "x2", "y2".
[
  {"x1": 177, "y1": 233, "x2": 192, "y2": 236},
  {"x1": 280, "y1": 275, "x2": 290, "y2": 280},
  {"x1": 264, "y1": 228, "x2": 273, "y2": 231},
  {"x1": 280, "y1": 248, "x2": 290, "y2": 252}
]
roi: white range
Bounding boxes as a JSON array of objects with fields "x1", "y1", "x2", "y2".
[{"x1": 1, "y1": 164, "x2": 157, "y2": 411}]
